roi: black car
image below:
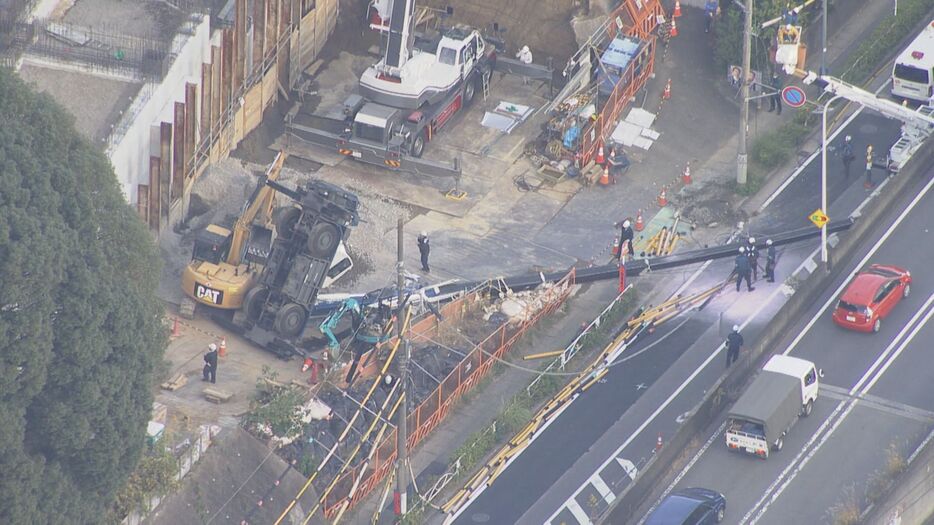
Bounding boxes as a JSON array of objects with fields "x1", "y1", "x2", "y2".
[{"x1": 644, "y1": 487, "x2": 726, "y2": 525}]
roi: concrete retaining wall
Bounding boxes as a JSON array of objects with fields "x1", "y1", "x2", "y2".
[{"x1": 602, "y1": 140, "x2": 934, "y2": 523}]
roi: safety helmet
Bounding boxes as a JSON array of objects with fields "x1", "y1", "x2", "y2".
[
  {"x1": 766, "y1": 239, "x2": 773, "y2": 246},
  {"x1": 739, "y1": 246, "x2": 746, "y2": 253},
  {"x1": 732, "y1": 324, "x2": 740, "y2": 332},
  {"x1": 749, "y1": 237, "x2": 756, "y2": 244},
  {"x1": 786, "y1": 23, "x2": 792, "y2": 30},
  {"x1": 622, "y1": 220, "x2": 631, "y2": 228},
  {"x1": 521, "y1": 45, "x2": 530, "y2": 53},
  {"x1": 420, "y1": 231, "x2": 428, "y2": 237},
  {"x1": 208, "y1": 343, "x2": 217, "y2": 351},
  {"x1": 845, "y1": 135, "x2": 852, "y2": 142}
]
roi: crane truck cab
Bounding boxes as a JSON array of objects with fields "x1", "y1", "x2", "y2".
[{"x1": 725, "y1": 355, "x2": 822, "y2": 459}]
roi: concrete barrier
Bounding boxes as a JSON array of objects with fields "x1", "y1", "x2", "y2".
[{"x1": 602, "y1": 141, "x2": 934, "y2": 524}]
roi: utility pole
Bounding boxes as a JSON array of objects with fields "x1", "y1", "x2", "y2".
[
  {"x1": 821, "y1": 0, "x2": 828, "y2": 74},
  {"x1": 736, "y1": 0, "x2": 753, "y2": 185},
  {"x1": 394, "y1": 217, "x2": 408, "y2": 517}
]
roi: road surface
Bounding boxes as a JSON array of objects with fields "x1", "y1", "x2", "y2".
[{"x1": 638, "y1": 167, "x2": 933, "y2": 525}]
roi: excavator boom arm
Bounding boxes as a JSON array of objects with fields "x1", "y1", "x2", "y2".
[{"x1": 228, "y1": 151, "x2": 288, "y2": 266}]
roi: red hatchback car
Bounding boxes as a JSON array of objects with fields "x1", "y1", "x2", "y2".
[{"x1": 832, "y1": 264, "x2": 912, "y2": 333}]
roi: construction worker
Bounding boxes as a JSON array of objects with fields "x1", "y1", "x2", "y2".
[
  {"x1": 782, "y1": 4, "x2": 798, "y2": 25},
  {"x1": 735, "y1": 246, "x2": 754, "y2": 292},
  {"x1": 865, "y1": 144, "x2": 875, "y2": 188},
  {"x1": 704, "y1": 0, "x2": 719, "y2": 33},
  {"x1": 841, "y1": 135, "x2": 855, "y2": 178},
  {"x1": 617, "y1": 219, "x2": 635, "y2": 259},
  {"x1": 203, "y1": 343, "x2": 218, "y2": 384},
  {"x1": 417, "y1": 232, "x2": 431, "y2": 273},
  {"x1": 516, "y1": 45, "x2": 533, "y2": 85},
  {"x1": 747, "y1": 237, "x2": 759, "y2": 281},
  {"x1": 726, "y1": 325, "x2": 744, "y2": 368},
  {"x1": 765, "y1": 239, "x2": 777, "y2": 283}
]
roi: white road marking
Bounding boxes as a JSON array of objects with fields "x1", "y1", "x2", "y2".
[
  {"x1": 564, "y1": 497, "x2": 592, "y2": 524},
  {"x1": 745, "y1": 297, "x2": 934, "y2": 524},
  {"x1": 590, "y1": 474, "x2": 617, "y2": 505}
]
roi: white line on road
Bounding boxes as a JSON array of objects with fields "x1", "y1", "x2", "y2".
[
  {"x1": 746, "y1": 296, "x2": 934, "y2": 524},
  {"x1": 781, "y1": 174, "x2": 934, "y2": 358}
]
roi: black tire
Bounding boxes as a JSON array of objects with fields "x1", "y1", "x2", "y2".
[
  {"x1": 273, "y1": 206, "x2": 301, "y2": 238},
  {"x1": 872, "y1": 318, "x2": 881, "y2": 333},
  {"x1": 464, "y1": 75, "x2": 477, "y2": 105},
  {"x1": 716, "y1": 506, "x2": 725, "y2": 523},
  {"x1": 275, "y1": 302, "x2": 307, "y2": 337},
  {"x1": 803, "y1": 399, "x2": 813, "y2": 417},
  {"x1": 774, "y1": 436, "x2": 784, "y2": 451},
  {"x1": 306, "y1": 222, "x2": 341, "y2": 258},
  {"x1": 410, "y1": 132, "x2": 426, "y2": 158},
  {"x1": 242, "y1": 285, "x2": 269, "y2": 321}
]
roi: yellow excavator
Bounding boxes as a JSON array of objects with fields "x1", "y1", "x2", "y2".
[{"x1": 181, "y1": 152, "x2": 288, "y2": 311}]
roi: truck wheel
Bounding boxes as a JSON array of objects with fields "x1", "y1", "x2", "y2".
[
  {"x1": 774, "y1": 437, "x2": 784, "y2": 451},
  {"x1": 872, "y1": 318, "x2": 881, "y2": 333},
  {"x1": 274, "y1": 206, "x2": 301, "y2": 238},
  {"x1": 242, "y1": 285, "x2": 269, "y2": 322},
  {"x1": 275, "y1": 302, "x2": 307, "y2": 337},
  {"x1": 306, "y1": 223, "x2": 340, "y2": 258},
  {"x1": 464, "y1": 77, "x2": 476, "y2": 105},
  {"x1": 410, "y1": 132, "x2": 426, "y2": 158},
  {"x1": 803, "y1": 399, "x2": 813, "y2": 417}
]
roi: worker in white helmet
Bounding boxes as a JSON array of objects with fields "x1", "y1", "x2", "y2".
[
  {"x1": 765, "y1": 239, "x2": 777, "y2": 282},
  {"x1": 616, "y1": 219, "x2": 635, "y2": 260},
  {"x1": 746, "y1": 237, "x2": 759, "y2": 280},
  {"x1": 203, "y1": 343, "x2": 219, "y2": 383},
  {"x1": 842, "y1": 135, "x2": 855, "y2": 178},
  {"x1": 726, "y1": 325, "x2": 744, "y2": 368},
  {"x1": 734, "y1": 246, "x2": 754, "y2": 293}
]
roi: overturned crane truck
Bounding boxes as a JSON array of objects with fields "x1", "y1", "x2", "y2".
[
  {"x1": 725, "y1": 355, "x2": 823, "y2": 459},
  {"x1": 234, "y1": 179, "x2": 360, "y2": 355}
]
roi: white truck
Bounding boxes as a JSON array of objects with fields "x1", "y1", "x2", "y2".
[{"x1": 725, "y1": 355, "x2": 822, "y2": 459}]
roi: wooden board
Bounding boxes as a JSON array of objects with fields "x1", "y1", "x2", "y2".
[
  {"x1": 203, "y1": 388, "x2": 233, "y2": 403},
  {"x1": 160, "y1": 373, "x2": 188, "y2": 391}
]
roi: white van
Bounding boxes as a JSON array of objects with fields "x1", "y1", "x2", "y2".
[{"x1": 892, "y1": 20, "x2": 934, "y2": 102}]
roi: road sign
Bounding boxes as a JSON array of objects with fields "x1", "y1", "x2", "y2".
[
  {"x1": 809, "y1": 208, "x2": 829, "y2": 228},
  {"x1": 782, "y1": 86, "x2": 807, "y2": 108}
]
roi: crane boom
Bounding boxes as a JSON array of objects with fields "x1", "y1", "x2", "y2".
[
  {"x1": 801, "y1": 70, "x2": 934, "y2": 126},
  {"x1": 228, "y1": 151, "x2": 287, "y2": 266}
]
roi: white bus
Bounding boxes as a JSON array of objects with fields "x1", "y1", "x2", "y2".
[{"x1": 892, "y1": 20, "x2": 934, "y2": 102}]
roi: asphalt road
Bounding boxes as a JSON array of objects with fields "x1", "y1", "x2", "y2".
[
  {"x1": 644, "y1": 168, "x2": 933, "y2": 525},
  {"x1": 444, "y1": 92, "x2": 905, "y2": 524}
]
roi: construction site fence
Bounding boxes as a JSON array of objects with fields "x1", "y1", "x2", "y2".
[
  {"x1": 576, "y1": 0, "x2": 663, "y2": 167},
  {"x1": 526, "y1": 284, "x2": 632, "y2": 396},
  {"x1": 321, "y1": 270, "x2": 577, "y2": 517}
]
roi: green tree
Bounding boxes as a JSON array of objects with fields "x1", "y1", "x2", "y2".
[
  {"x1": 0, "y1": 69, "x2": 166, "y2": 523},
  {"x1": 713, "y1": 0, "x2": 809, "y2": 73}
]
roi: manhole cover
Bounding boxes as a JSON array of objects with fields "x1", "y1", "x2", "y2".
[{"x1": 471, "y1": 512, "x2": 491, "y2": 523}]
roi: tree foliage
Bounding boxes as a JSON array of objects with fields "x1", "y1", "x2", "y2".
[
  {"x1": 713, "y1": 0, "x2": 811, "y2": 73},
  {"x1": 0, "y1": 69, "x2": 166, "y2": 523}
]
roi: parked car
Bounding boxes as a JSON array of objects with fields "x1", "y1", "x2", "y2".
[
  {"x1": 644, "y1": 487, "x2": 726, "y2": 525},
  {"x1": 832, "y1": 264, "x2": 912, "y2": 333}
]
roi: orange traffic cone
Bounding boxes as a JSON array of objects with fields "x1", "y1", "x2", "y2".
[
  {"x1": 596, "y1": 143, "x2": 606, "y2": 165},
  {"x1": 670, "y1": 19, "x2": 678, "y2": 37},
  {"x1": 635, "y1": 210, "x2": 645, "y2": 231},
  {"x1": 682, "y1": 163, "x2": 692, "y2": 185},
  {"x1": 219, "y1": 337, "x2": 228, "y2": 357},
  {"x1": 599, "y1": 166, "x2": 611, "y2": 186},
  {"x1": 656, "y1": 433, "x2": 664, "y2": 452},
  {"x1": 657, "y1": 186, "x2": 668, "y2": 207},
  {"x1": 662, "y1": 78, "x2": 671, "y2": 100},
  {"x1": 673, "y1": 0, "x2": 682, "y2": 17}
]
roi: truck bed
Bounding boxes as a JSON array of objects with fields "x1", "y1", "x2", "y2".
[{"x1": 727, "y1": 370, "x2": 802, "y2": 446}]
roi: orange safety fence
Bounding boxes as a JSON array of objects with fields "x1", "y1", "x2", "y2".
[
  {"x1": 578, "y1": 0, "x2": 663, "y2": 167},
  {"x1": 321, "y1": 269, "x2": 577, "y2": 516}
]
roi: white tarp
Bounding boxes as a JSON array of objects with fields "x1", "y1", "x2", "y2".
[{"x1": 481, "y1": 101, "x2": 533, "y2": 134}]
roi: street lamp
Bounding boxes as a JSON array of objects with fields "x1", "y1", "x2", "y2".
[{"x1": 820, "y1": 93, "x2": 844, "y2": 270}]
